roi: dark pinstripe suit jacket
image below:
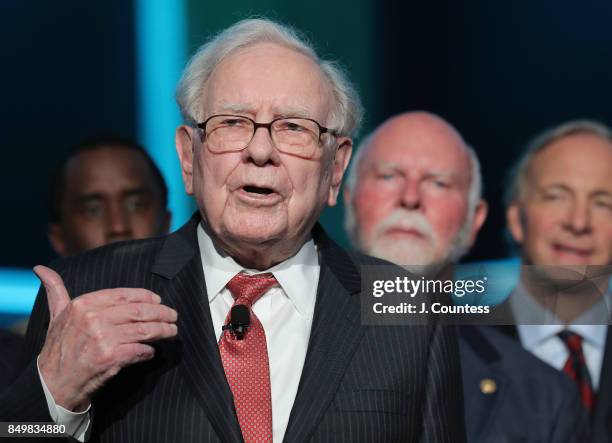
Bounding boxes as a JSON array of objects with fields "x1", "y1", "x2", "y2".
[{"x1": 3, "y1": 214, "x2": 466, "y2": 442}]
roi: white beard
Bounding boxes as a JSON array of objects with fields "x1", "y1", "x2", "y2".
[{"x1": 353, "y1": 207, "x2": 474, "y2": 275}]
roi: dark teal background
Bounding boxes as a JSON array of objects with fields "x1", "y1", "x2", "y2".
[{"x1": 2, "y1": 0, "x2": 612, "y2": 267}]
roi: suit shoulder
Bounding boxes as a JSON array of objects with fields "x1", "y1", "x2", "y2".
[
  {"x1": 49, "y1": 236, "x2": 167, "y2": 293},
  {"x1": 461, "y1": 326, "x2": 575, "y2": 389},
  {"x1": 56, "y1": 236, "x2": 164, "y2": 268},
  {"x1": 344, "y1": 250, "x2": 402, "y2": 268}
]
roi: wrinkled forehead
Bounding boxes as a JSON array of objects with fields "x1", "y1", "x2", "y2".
[
  {"x1": 63, "y1": 148, "x2": 158, "y2": 194},
  {"x1": 202, "y1": 42, "x2": 333, "y2": 121},
  {"x1": 212, "y1": 100, "x2": 313, "y2": 119},
  {"x1": 527, "y1": 134, "x2": 612, "y2": 190},
  {"x1": 361, "y1": 134, "x2": 472, "y2": 180}
]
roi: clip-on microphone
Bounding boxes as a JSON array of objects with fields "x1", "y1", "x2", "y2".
[{"x1": 222, "y1": 304, "x2": 250, "y2": 340}]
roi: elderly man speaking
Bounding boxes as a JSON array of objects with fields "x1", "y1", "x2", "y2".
[{"x1": 2, "y1": 20, "x2": 464, "y2": 443}]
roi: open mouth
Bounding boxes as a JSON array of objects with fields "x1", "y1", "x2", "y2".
[{"x1": 243, "y1": 185, "x2": 274, "y2": 195}]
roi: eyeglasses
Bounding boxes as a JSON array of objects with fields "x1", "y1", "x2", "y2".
[{"x1": 196, "y1": 114, "x2": 338, "y2": 159}]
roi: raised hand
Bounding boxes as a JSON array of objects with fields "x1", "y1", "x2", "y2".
[{"x1": 34, "y1": 265, "x2": 178, "y2": 412}]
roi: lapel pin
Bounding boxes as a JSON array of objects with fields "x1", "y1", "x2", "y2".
[{"x1": 480, "y1": 378, "x2": 497, "y2": 394}]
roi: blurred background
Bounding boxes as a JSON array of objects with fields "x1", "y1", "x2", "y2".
[{"x1": 2, "y1": 0, "x2": 612, "y2": 324}]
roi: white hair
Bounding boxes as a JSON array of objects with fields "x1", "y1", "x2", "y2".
[
  {"x1": 344, "y1": 129, "x2": 483, "y2": 253},
  {"x1": 175, "y1": 18, "x2": 363, "y2": 137},
  {"x1": 505, "y1": 119, "x2": 612, "y2": 206}
]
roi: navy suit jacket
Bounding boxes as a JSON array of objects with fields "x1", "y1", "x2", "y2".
[
  {"x1": 2, "y1": 214, "x2": 466, "y2": 442},
  {"x1": 460, "y1": 325, "x2": 589, "y2": 442},
  {"x1": 496, "y1": 318, "x2": 612, "y2": 443}
]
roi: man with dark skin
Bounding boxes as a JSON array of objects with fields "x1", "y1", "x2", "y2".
[
  {"x1": 47, "y1": 136, "x2": 171, "y2": 256},
  {"x1": 0, "y1": 136, "x2": 171, "y2": 394}
]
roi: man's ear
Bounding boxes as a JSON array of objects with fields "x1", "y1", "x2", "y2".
[
  {"x1": 48, "y1": 223, "x2": 67, "y2": 257},
  {"x1": 175, "y1": 125, "x2": 196, "y2": 195},
  {"x1": 328, "y1": 137, "x2": 353, "y2": 207},
  {"x1": 468, "y1": 200, "x2": 488, "y2": 246},
  {"x1": 506, "y1": 203, "x2": 524, "y2": 244}
]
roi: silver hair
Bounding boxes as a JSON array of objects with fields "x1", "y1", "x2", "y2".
[
  {"x1": 505, "y1": 119, "x2": 612, "y2": 206},
  {"x1": 344, "y1": 129, "x2": 483, "y2": 248},
  {"x1": 175, "y1": 18, "x2": 363, "y2": 137}
]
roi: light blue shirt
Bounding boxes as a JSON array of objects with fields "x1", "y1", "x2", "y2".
[{"x1": 511, "y1": 281, "x2": 610, "y2": 389}]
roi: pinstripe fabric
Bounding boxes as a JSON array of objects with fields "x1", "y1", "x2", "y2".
[
  {"x1": 5, "y1": 213, "x2": 465, "y2": 442},
  {"x1": 285, "y1": 226, "x2": 465, "y2": 442}
]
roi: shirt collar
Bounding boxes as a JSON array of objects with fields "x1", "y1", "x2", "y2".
[
  {"x1": 517, "y1": 324, "x2": 564, "y2": 350},
  {"x1": 512, "y1": 280, "x2": 610, "y2": 350},
  {"x1": 518, "y1": 323, "x2": 608, "y2": 350},
  {"x1": 197, "y1": 223, "x2": 319, "y2": 320},
  {"x1": 570, "y1": 323, "x2": 608, "y2": 348}
]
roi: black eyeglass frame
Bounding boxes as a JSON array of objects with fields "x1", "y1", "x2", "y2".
[{"x1": 196, "y1": 114, "x2": 339, "y2": 151}]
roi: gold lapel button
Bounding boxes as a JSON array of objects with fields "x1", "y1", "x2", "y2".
[{"x1": 480, "y1": 378, "x2": 497, "y2": 394}]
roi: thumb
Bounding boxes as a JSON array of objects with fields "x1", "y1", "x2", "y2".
[{"x1": 33, "y1": 265, "x2": 70, "y2": 322}]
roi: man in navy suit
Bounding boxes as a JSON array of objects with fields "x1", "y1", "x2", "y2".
[
  {"x1": 500, "y1": 120, "x2": 612, "y2": 442},
  {"x1": 344, "y1": 111, "x2": 589, "y2": 441},
  {"x1": 2, "y1": 19, "x2": 465, "y2": 442}
]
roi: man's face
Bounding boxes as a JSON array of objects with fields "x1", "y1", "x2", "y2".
[
  {"x1": 508, "y1": 132, "x2": 612, "y2": 267},
  {"x1": 49, "y1": 147, "x2": 170, "y2": 256},
  {"x1": 346, "y1": 114, "x2": 486, "y2": 266},
  {"x1": 176, "y1": 43, "x2": 351, "y2": 261}
]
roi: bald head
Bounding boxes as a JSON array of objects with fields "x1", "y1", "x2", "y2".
[
  {"x1": 372, "y1": 112, "x2": 466, "y2": 158},
  {"x1": 347, "y1": 112, "x2": 471, "y2": 190},
  {"x1": 344, "y1": 111, "x2": 487, "y2": 269}
]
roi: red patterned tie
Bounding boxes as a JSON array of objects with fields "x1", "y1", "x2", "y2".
[
  {"x1": 558, "y1": 330, "x2": 596, "y2": 414},
  {"x1": 219, "y1": 272, "x2": 277, "y2": 442}
]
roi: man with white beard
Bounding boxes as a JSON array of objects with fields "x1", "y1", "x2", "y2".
[
  {"x1": 344, "y1": 111, "x2": 589, "y2": 442},
  {"x1": 344, "y1": 114, "x2": 481, "y2": 277}
]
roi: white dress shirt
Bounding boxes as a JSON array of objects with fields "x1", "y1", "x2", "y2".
[
  {"x1": 198, "y1": 223, "x2": 319, "y2": 443},
  {"x1": 511, "y1": 282, "x2": 609, "y2": 389},
  {"x1": 38, "y1": 224, "x2": 319, "y2": 442},
  {"x1": 37, "y1": 357, "x2": 90, "y2": 441}
]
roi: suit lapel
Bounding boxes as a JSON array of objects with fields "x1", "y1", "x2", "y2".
[
  {"x1": 491, "y1": 298, "x2": 519, "y2": 340},
  {"x1": 152, "y1": 219, "x2": 370, "y2": 442},
  {"x1": 283, "y1": 226, "x2": 366, "y2": 443},
  {"x1": 459, "y1": 327, "x2": 511, "y2": 441},
  {"x1": 497, "y1": 293, "x2": 612, "y2": 438},
  {"x1": 152, "y1": 214, "x2": 242, "y2": 443}
]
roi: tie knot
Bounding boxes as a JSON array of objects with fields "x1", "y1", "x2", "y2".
[
  {"x1": 226, "y1": 272, "x2": 278, "y2": 307},
  {"x1": 558, "y1": 330, "x2": 583, "y2": 353}
]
